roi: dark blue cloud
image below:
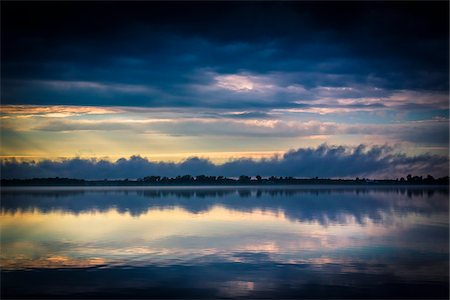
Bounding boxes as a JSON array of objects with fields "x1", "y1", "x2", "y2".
[
  {"x1": 2, "y1": 2, "x2": 448, "y2": 107},
  {"x1": 1, "y1": 144, "x2": 448, "y2": 179}
]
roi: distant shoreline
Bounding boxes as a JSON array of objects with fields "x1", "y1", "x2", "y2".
[{"x1": 1, "y1": 175, "x2": 448, "y2": 187}]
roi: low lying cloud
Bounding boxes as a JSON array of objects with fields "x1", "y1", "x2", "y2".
[
  {"x1": 0, "y1": 105, "x2": 119, "y2": 118},
  {"x1": 37, "y1": 80, "x2": 155, "y2": 95},
  {"x1": 1, "y1": 144, "x2": 447, "y2": 179},
  {"x1": 26, "y1": 116, "x2": 448, "y2": 145}
]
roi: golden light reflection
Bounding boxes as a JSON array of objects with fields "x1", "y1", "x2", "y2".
[
  {"x1": 1, "y1": 255, "x2": 107, "y2": 270},
  {"x1": 2, "y1": 203, "x2": 443, "y2": 270},
  {"x1": 219, "y1": 280, "x2": 255, "y2": 297}
]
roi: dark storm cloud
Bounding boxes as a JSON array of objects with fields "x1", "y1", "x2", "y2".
[
  {"x1": 2, "y1": 144, "x2": 448, "y2": 179},
  {"x1": 1, "y1": 2, "x2": 448, "y2": 107}
]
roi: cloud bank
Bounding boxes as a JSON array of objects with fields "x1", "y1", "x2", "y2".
[{"x1": 2, "y1": 144, "x2": 448, "y2": 180}]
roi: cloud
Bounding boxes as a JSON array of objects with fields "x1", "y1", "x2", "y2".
[
  {"x1": 0, "y1": 105, "x2": 119, "y2": 118},
  {"x1": 39, "y1": 80, "x2": 154, "y2": 94},
  {"x1": 1, "y1": 3, "x2": 448, "y2": 166},
  {"x1": 25, "y1": 115, "x2": 448, "y2": 146},
  {"x1": 3, "y1": 66, "x2": 447, "y2": 112},
  {"x1": 215, "y1": 74, "x2": 275, "y2": 92},
  {"x1": 219, "y1": 111, "x2": 274, "y2": 119},
  {"x1": 1, "y1": 144, "x2": 447, "y2": 179},
  {"x1": 3, "y1": 3, "x2": 448, "y2": 108}
]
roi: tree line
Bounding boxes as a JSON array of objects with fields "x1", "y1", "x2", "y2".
[{"x1": 1, "y1": 174, "x2": 449, "y2": 186}]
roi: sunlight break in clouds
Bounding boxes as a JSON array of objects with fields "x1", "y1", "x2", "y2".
[{"x1": 215, "y1": 74, "x2": 274, "y2": 92}]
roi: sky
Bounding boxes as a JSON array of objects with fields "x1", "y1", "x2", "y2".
[{"x1": 1, "y1": 2, "x2": 449, "y2": 179}]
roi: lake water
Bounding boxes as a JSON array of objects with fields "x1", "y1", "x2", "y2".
[{"x1": 1, "y1": 186, "x2": 448, "y2": 298}]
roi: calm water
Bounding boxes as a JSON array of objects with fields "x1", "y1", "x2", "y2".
[{"x1": 1, "y1": 186, "x2": 448, "y2": 299}]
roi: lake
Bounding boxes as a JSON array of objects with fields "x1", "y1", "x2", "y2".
[{"x1": 1, "y1": 186, "x2": 448, "y2": 298}]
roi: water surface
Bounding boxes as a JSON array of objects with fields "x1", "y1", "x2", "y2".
[{"x1": 1, "y1": 186, "x2": 448, "y2": 298}]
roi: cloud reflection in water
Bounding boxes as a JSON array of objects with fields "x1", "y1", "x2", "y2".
[{"x1": 1, "y1": 186, "x2": 448, "y2": 298}]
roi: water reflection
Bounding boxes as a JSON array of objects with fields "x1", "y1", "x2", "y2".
[
  {"x1": 1, "y1": 186, "x2": 448, "y2": 298},
  {"x1": 2, "y1": 186, "x2": 448, "y2": 223}
]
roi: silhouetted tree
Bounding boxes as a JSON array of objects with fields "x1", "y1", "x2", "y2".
[{"x1": 238, "y1": 175, "x2": 251, "y2": 183}]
